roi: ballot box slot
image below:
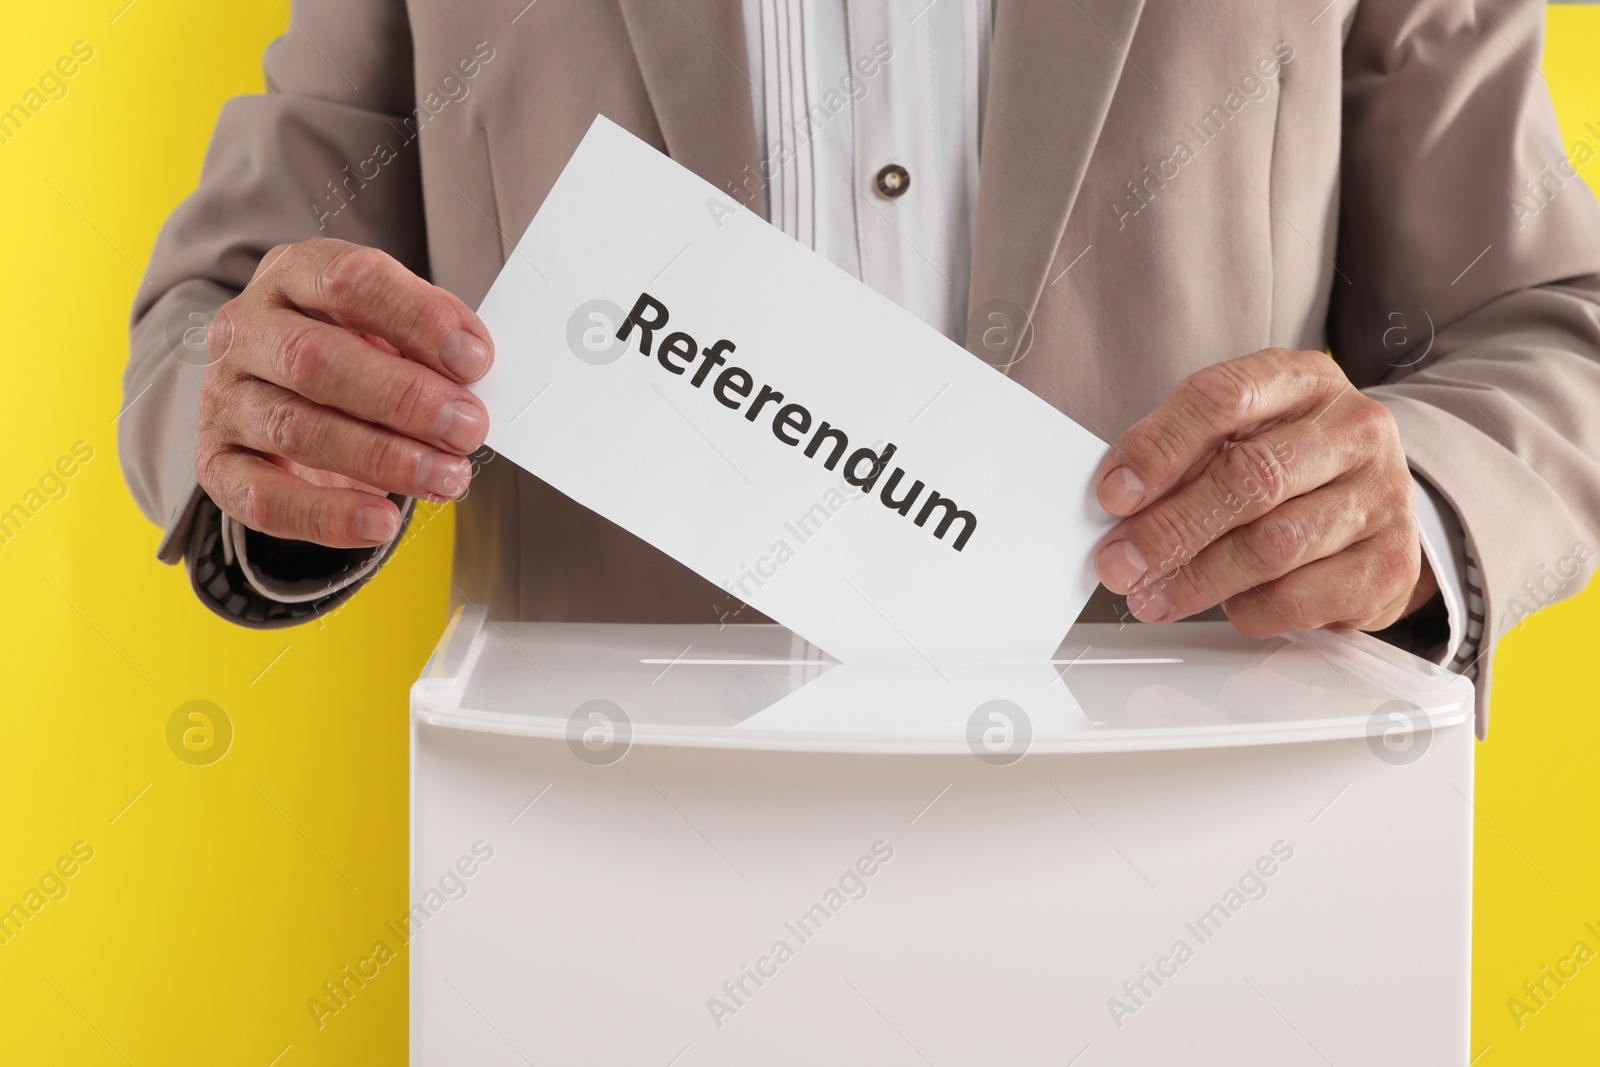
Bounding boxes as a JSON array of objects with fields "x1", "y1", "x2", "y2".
[{"x1": 411, "y1": 620, "x2": 1472, "y2": 755}]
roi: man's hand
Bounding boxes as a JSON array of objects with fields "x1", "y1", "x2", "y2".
[
  {"x1": 1092, "y1": 348, "x2": 1439, "y2": 637},
  {"x1": 195, "y1": 238, "x2": 494, "y2": 549}
]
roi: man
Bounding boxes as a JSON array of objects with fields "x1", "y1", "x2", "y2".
[{"x1": 121, "y1": 0, "x2": 1600, "y2": 734}]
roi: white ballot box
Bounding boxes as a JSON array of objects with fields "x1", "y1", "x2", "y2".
[{"x1": 409, "y1": 611, "x2": 1475, "y2": 1066}]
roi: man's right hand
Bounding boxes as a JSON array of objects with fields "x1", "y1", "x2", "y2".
[{"x1": 195, "y1": 238, "x2": 494, "y2": 549}]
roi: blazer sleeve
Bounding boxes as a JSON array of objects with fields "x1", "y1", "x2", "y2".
[
  {"x1": 1330, "y1": 0, "x2": 1600, "y2": 736},
  {"x1": 119, "y1": 0, "x2": 427, "y2": 626}
]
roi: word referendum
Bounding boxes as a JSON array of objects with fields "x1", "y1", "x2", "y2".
[
  {"x1": 311, "y1": 41, "x2": 495, "y2": 230},
  {"x1": 706, "y1": 840, "x2": 894, "y2": 1028},
  {"x1": 1107, "y1": 840, "x2": 1295, "y2": 1028},
  {"x1": 1, "y1": 440, "x2": 94, "y2": 547},
  {"x1": 1, "y1": 40, "x2": 94, "y2": 148},
  {"x1": 619, "y1": 293, "x2": 977, "y2": 551},
  {"x1": 0, "y1": 840, "x2": 95, "y2": 947}
]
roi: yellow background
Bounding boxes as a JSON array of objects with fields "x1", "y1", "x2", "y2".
[{"x1": 0, "y1": 2, "x2": 1596, "y2": 1064}]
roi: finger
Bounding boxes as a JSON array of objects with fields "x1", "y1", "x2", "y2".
[
  {"x1": 1123, "y1": 486, "x2": 1372, "y2": 623},
  {"x1": 257, "y1": 238, "x2": 494, "y2": 382},
  {"x1": 1095, "y1": 422, "x2": 1337, "y2": 595},
  {"x1": 1220, "y1": 533, "x2": 1421, "y2": 638},
  {"x1": 247, "y1": 242, "x2": 297, "y2": 286},
  {"x1": 199, "y1": 447, "x2": 403, "y2": 549},
  {"x1": 225, "y1": 381, "x2": 473, "y2": 503},
  {"x1": 356, "y1": 331, "x2": 403, "y2": 357},
  {"x1": 1096, "y1": 349, "x2": 1341, "y2": 516},
  {"x1": 241, "y1": 308, "x2": 488, "y2": 454}
]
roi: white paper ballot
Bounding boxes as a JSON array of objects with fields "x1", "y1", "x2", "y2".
[{"x1": 472, "y1": 116, "x2": 1115, "y2": 666}]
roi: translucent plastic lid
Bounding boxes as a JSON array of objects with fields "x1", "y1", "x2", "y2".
[{"x1": 411, "y1": 611, "x2": 1473, "y2": 754}]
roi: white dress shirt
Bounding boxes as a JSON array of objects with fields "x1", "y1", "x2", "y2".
[
  {"x1": 739, "y1": 0, "x2": 1475, "y2": 667},
  {"x1": 741, "y1": 0, "x2": 990, "y2": 340}
]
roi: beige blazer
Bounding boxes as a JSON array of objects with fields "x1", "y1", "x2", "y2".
[{"x1": 122, "y1": 0, "x2": 1600, "y2": 733}]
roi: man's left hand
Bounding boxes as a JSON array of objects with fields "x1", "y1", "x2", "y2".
[{"x1": 1092, "y1": 348, "x2": 1439, "y2": 636}]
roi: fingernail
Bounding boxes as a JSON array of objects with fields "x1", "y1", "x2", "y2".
[
  {"x1": 417, "y1": 451, "x2": 472, "y2": 500},
  {"x1": 1099, "y1": 465, "x2": 1147, "y2": 515},
  {"x1": 435, "y1": 399, "x2": 487, "y2": 453},
  {"x1": 440, "y1": 329, "x2": 491, "y2": 381},
  {"x1": 1127, "y1": 582, "x2": 1168, "y2": 622},
  {"x1": 1096, "y1": 539, "x2": 1148, "y2": 594},
  {"x1": 355, "y1": 505, "x2": 398, "y2": 543}
]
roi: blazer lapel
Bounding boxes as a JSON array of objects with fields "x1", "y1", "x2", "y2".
[
  {"x1": 967, "y1": 0, "x2": 1149, "y2": 352},
  {"x1": 614, "y1": 0, "x2": 768, "y2": 218}
]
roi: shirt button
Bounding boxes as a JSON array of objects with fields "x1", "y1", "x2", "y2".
[{"x1": 874, "y1": 163, "x2": 911, "y2": 199}]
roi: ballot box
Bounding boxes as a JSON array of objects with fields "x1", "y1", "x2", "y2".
[{"x1": 410, "y1": 610, "x2": 1475, "y2": 1066}]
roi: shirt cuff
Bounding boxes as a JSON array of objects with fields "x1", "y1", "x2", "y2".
[
  {"x1": 1412, "y1": 473, "x2": 1469, "y2": 667},
  {"x1": 182, "y1": 494, "x2": 411, "y2": 628},
  {"x1": 222, "y1": 499, "x2": 412, "y2": 604}
]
